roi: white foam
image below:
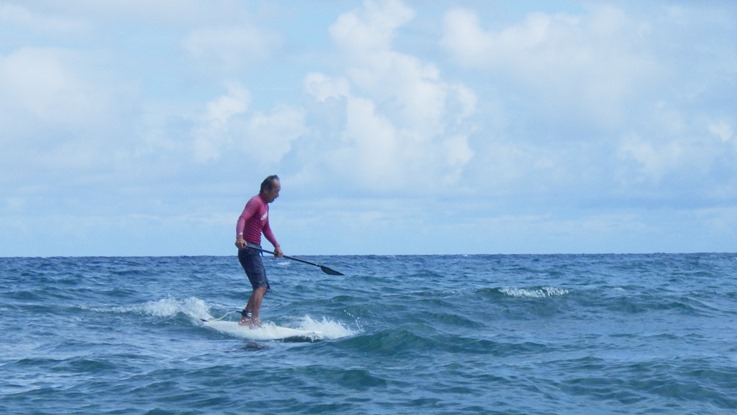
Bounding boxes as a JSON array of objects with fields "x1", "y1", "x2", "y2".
[
  {"x1": 500, "y1": 287, "x2": 569, "y2": 298},
  {"x1": 289, "y1": 315, "x2": 357, "y2": 339},
  {"x1": 203, "y1": 316, "x2": 356, "y2": 341},
  {"x1": 93, "y1": 298, "x2": 356, "y2": 340},
  {"x1": 203, "y1": 320, "x2": 321, "y2": 341},
  {"x1": 103, "y1": 297, "x2": 212, "y2": 321}
]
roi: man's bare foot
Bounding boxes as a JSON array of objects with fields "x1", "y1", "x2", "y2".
[
  {"x1": 239, "y1": 309, "x2": 253, "y2": 326},
  {"x1": 239, "y1": 316, "x2": 262, "y2": 329}
]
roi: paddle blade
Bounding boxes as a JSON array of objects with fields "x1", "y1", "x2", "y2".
[{"x1": 321, "y1": 266, "x2": 344, "y2": 276}]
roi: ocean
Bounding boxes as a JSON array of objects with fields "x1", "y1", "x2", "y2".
[{"x1": 1, "y1": 253, "x2": 736, "y2": 414}]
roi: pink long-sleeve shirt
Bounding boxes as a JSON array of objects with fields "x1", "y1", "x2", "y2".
[{"x1": 236, "y1": 194, "x2": 279, "y2": 248}]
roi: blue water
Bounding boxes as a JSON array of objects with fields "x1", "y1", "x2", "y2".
[{"x1": 1, "y1": 253, "x2": 736, "y2": 414}]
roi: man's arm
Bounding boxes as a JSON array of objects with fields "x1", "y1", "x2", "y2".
[
  {"x1": 262, "y1": 221, "x2": 282, "y2": 257},
  {"x1": 235, "y1": 199, "x2": 257, "y2": 248}
]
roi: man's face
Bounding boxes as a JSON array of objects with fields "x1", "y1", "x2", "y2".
[{"x1": 264, "y1": 180, "x2": 281, "y2": 203}]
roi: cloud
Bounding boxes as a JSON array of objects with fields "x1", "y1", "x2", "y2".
[
  {"x1": 295, "y1": 0, "x2": 477, "y2": 193},
  {"x1": 191, "y1": 81, "x2": 306, "y2": 167},
  {"x1": 614, "y1": 96, "x2": 737, "y2": 196},
  {"x1": 183, "y1": 25, "x2": 282, "y2": 73},
  {"x1": 2, "y1": 0, "x2": 736, "y2": 255},
  {"x1": 617, "y1": 133, "x2": 680, "y2": 183},
  {"x1": 0, "y1": 46, "x2": 138, "y2": 180},
  {"x1": 0, "y1": 48, "x2": 102, "y2": 127},
  {"x1": 245, "y1": 105, "x2": 307, "y2": 165},
  {"x1": 708, "y1": 119, "x2": 733, "y2": 143},
  {"x1": 192, "y1": 82, "x2": 250, "y2": 163},
  {"x1": 0, "y1": 3, "x2": 89, "y2": 35},
  {"x1": 303, "y1": 72, "x2": 351, "y2": 102},
  {"x1": 435, "y1": 2, "x2": 737, "y2": 208},
  {"x1": 329, "y1": 0, "x2": 414, "y2": 54},
  {"x1": 441, "y1": 134, "x2": 473, "y2": 184},
  {"x1": 204, "y1": 82, "x2": 251, "y2": 125},
  {"x1": 440, "y1": 4, "x2": 659, "y2": 126}
]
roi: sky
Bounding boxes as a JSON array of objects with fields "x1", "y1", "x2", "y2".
[{"x1": 1, "y1": 0, "x2": 736, "y2": 256}]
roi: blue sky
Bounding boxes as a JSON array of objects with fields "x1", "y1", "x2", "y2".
[{"x1": 1, "y1": 0, "x2": 736, "y2": 256}]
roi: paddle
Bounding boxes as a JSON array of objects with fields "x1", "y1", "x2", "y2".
[{"x1": 247, "y1": 244, "x2": 344, "y2": 276}]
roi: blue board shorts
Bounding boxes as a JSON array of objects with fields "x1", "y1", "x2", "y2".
[{"x1": 238, "y1": 245, "x2": 270, "y2": 292}]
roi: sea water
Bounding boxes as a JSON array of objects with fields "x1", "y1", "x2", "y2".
[{"x1": 1, "y1": 253, "x2": 736, "y2": 414}]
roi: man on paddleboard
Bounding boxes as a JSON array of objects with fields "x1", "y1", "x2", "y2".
[{"x1": 235, "y1": 175, "x2": 283, "y2": 327}]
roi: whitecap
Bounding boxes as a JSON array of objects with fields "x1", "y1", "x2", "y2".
[
  {"x1": 288, "y1": 315, "x2": 357, "y2": 339},
  {"x1": 95, "y1": 297, "x2": 212, "y2": 321},
  {"x1": 500, "y1": 286, "x2": 569, "y2": 298}
]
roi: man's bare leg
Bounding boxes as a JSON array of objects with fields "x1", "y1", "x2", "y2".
[{"x1": 240, "y1": 286, "x2": 267, "y2": 328}]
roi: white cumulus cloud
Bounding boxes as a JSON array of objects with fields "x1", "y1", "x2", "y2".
[
  {"x1": 183, "y1": 25, "x2": 282, "y2": 73},
  {"x1": 192, "y1": 82, "x2": 251, "y2": 163},
  {"x1": 298, "y1": 0, "x2": 477, "y2": 193},
  {"x1": 440, "y1": 4, "x2": 659, "y2": 126}
]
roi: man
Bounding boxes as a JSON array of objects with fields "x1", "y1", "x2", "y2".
[{"x1": 235, "y1": 175, "x2": 284, "y2": 327}]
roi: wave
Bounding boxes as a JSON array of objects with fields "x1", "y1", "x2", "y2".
[
  {"x1": 90, "y1": 296, "x2": 212, "y2": 321},
  {"x1": 285, "y1": 315, "x2": 357, "y2": 339},
  {"x1": 90, "y1": 297, "x2": 356, "y2": 340},
  {"x1": 498, "y1": 286, "x2": 570, "y2": 298}
]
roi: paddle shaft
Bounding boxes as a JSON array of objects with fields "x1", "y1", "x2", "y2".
[{"x1": 246, "y1": 245, "x2": 344, "y2": 276}]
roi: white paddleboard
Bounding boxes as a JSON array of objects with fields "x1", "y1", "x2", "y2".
[{"x1": 203, "y1": 320, "x2": 323, "y2": 341}]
